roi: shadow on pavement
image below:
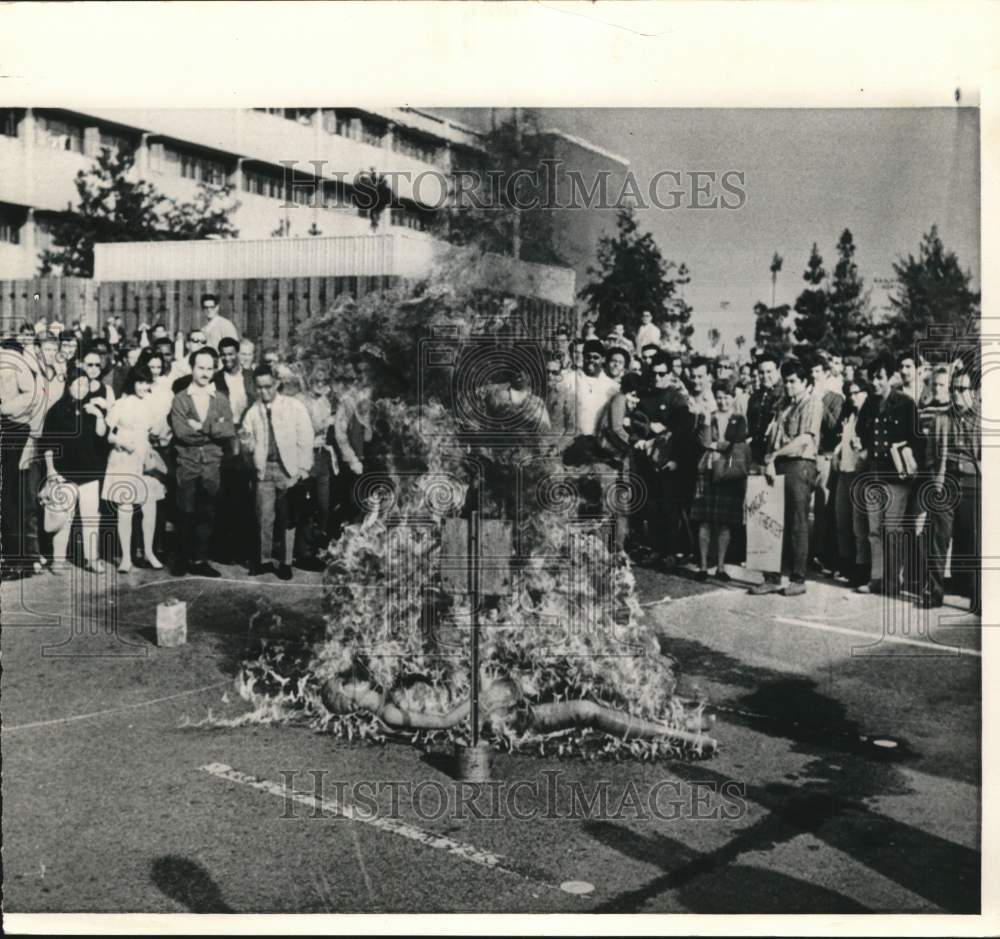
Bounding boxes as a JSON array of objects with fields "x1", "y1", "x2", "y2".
[{"x1": 151, "y1": 856, "x2": 233, "y2": 913}]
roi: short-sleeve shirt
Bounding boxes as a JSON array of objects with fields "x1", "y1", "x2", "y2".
[{"x1": 770, "y1": 391, "x2": 823, "y2": 461}]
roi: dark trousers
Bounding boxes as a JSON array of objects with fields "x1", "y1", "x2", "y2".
[
  {"x1": 1, "y1": 419, "x2": 31, "y2": 568},
  {"x1": 926, "y1": 472, "x2": 981, "y2": 605},
  {"x1": 21, "y1": 446, "x2": 46, "y2": 561},
  {"x1": 213, "y1": 455, "x2": 255, "y2": 564},
  {"x1": 777, "y1": 457, "x2": 817, "y2": 582},
  {"x1": 176, "y1": 465, "x2": 221, "y2": 564}
]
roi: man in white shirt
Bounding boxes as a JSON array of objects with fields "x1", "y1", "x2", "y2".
[
  {"x1": 200, "y1": 293, "x2": 239, "y2": 352},
  {"x1": 241, "y1": 365, "x2": 314, "y2": 580},
  {"x1": 575, "y1": 340, "x2": 619, "y2": 436},
  {"x1": 635, "y1": 310, "x2": 661, "y2": 352}
]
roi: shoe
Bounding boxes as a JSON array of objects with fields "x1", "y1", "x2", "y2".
[
  {"x1": 715, "y1": 570, "x2": 732, "y2": 583},
  {"x1": 915, "y1": 594, "x2": 943, "y2": 609},
  {"x1": 295, "y1": 557, "x2": 326, "y2": 572},
  {"x1": 82, "y1": 559, "x2": 106, "y2": 575},
  {"x1": 277, "y1": 564, "x2": 293, "y2": 581},
  {"x1": 660, "y1": 555, "x2": 678, "y2": 571},
  {"x1": 118, "y1": 562, "x2": 133, "y2": 574},
  {"x1": 694, "y1": 569, "x2": 709, "y2": 582},
  {"x1": 749, "y1": 580, "x2": 783, "y2": 596},
  {"x1": 855, "y1": 580, "x2": 882, "y2": 595},
  {"x1": 146, "y1": 555, "x2": 164, "y2": 571},
  {"x1": 171, "y1": 560, "x2": 187, "y2": 578},
  {"x1": 248, "y1": 561, "x2": 276, "y2": 577},
  {"x1": 783, "y1": 581, "x2": 807, "y2": 597},
  {"x1": 189, "y1": 562, "x2": 222, "y2": 579}
]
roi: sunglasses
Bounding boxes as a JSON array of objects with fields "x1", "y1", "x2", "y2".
[
  {"x1": 190, "y1": 337, "x2": 207, "y2": 345},
  {"x1": 653, "y1": 369, "x2": 669, "y2": 377},
  {"x1": 83, "y1": 360, "x2": 103, "y2": 368}
]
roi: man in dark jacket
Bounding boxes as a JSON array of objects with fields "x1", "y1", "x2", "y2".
[
  {"x1": 169, "y1": 347, "x2": 236, "y2": 577},
  {"x1": 633, "y1": 352, "x2": 694, "y2": 566},
  {"x1": 855, "y1": 352, "x2": 922, "y2": 597}
]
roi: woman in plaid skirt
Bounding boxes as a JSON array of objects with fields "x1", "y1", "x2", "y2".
[{"x1": 691, "y1": 381, "x2": 748, "y2": 581}]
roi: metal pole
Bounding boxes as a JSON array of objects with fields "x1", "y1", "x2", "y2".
[{"x1": 469, "y1": 507, "x2": 481, "y2": 746}]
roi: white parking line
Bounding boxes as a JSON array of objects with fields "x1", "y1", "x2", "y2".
[
  {"x1": 3, "y1": 682, "x2": 229, "y2": 733},
  {"x1": 200, "y1": 762, "x2": 571, "y2": 894},
  {"x1": 774, "y1": 616, "x2": 981, "y2": 658}
]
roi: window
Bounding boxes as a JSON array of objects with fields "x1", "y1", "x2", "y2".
[
  {"x1": 360, "y1": 119, "x2": 384, "y2": 148},
  {"x1": 253, "y1": 107, "x2": 313, "y2": 126},
  {"x1": 390, "y1": 207, "x2": 429, "y2": 232},
  {"x1": 1, "y1": 109, "x2": 19, "y2": 137},
  {"x1": 334, "y1": 114, "x2": 354, "y2": 138},
  {"x1": 161, "y1": 144, "x2": 229, "y2": 185},
  {"x1": 393, "y1": 131, "x2": 437, "y2": 165},
  {"x1": 36, "y1": 114, "x2": 85, "y2": 153},
  {"x1": 0, "y1": 216, "x2": 20, "y2": 244},
  {"x1": 99, "y1": 129, "x2": 133, "y2": 155},
  {"x1": 322, "y1": 180, "x2": 351, "y2": 209},
  {"x1": 243, "y1": 167, "x2": 285, "y2": 199}
]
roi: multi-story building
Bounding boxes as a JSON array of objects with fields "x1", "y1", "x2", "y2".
[{"x1": 0, "y1": 107, "x2": 628, "y2": 313}]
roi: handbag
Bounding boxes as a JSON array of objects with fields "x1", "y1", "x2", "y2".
[
  {"x1": 697, "y1": 449, "x2": 717, "y2": 475},
  {"x1": 712, "y1": 441, "x2": 751, "y2": 482}
]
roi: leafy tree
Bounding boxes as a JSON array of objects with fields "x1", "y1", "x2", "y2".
[
  {"x1": 792, "y1": 242, "x2": 828, "y2": 354},
  {"x1": 39, "y1": 146, "x2": 239, "y2": 277},
  {"x1": 753, "y1": 302, "x2": 792, "y2": 360},
  {"x1": 883, "y1": 225, "x2": 980, "y2": 355},
  {"x1": 439, "y1": 109, "x2": 562, "y2": 266},
  {"x1": 734, "y1": 334, "x2": 747, "y2": 359},
  {"x1": 826, "y1": 228, "x2": 872, "y2": 357},
  {"x1": 352, "y1": 167, "x2": 394, "y2": 231},
  {"x1": 579, "y1": 206, "x2": 691, "y2": 340}
]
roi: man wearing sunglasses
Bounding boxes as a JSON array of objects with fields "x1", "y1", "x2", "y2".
[
  {"x1": 633, "y1": 351, "x2": 694, "y2": 567},
  {"x1": 171, "y1": 330, "x2": 211, "y2": 394}
]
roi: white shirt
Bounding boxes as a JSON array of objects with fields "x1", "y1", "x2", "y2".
[
  {"x1": 223, "y1": 368, "x2": 249, "y2": 422},
  {"x1": 188, "y1": 382, "x2": 216, "y2": 423},
  {"x1": 203, "y1": 315, "x2": 239, "y2": 352},
  {"x1": 575, "y1": 370, "x2": 618, "y2": 436},
  {"x1": 636, "y1": 323, "x2": 662, "y2": 351}
]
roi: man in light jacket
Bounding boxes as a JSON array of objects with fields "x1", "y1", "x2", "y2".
[{"x1": 241, "y1": 365, "x2": 314, "y2": 580}]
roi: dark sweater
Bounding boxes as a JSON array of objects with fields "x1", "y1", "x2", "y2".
[{"x1": 41, "y1": 391, "x2": 110, "y2": 485}]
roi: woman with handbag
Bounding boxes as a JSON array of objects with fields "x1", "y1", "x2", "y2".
[
  {"x1": 690, "y1": 381, "x2": 749, "y2": 581},
  {"x1": 40, "y1": 364, "x2": 110, "y2": 573},
  {"x1": 102, "y1": 364, "x2": 167, "y2": 572}
]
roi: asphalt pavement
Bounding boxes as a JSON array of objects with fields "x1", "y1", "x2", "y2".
[{"x1": 0, "y1": 556, "x2": 981, "y2": 914}]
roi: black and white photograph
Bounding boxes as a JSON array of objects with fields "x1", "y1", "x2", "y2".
[{"x1": 0, "y1": 2, "x2": 995, "y2": 934}]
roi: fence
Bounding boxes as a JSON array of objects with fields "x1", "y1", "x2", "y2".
[
  {"x1": 0, "y1": 278, "x2": 99, "y2": 331},
  {"x1": 0, "y1": 276, "x2": 576, "y2": 349}
]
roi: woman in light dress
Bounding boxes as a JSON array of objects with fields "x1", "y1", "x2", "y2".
[{"x1": 102, "y1": 364, "x2": 166, "y2": 572}]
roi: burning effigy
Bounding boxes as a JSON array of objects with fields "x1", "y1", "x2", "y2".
[{"x1": 233, "y1": 277, "x2": 717, "y2": 760}]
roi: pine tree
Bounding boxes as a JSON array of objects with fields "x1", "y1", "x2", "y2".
[
  {"x1": 579, "y1": 206, "x2": 690, "y2": 340},
  {"x1": 884, "y1": 225, "x2": 980, "y2": 355},
  {"x1": 39, "y1": 146, "x2": 239, "y2": 277},
  {"x1": 792, "y1": 243, "x2": 828, "y2": 355},
  {"x1": 826, "y1": 228, "x2": 871, "y2": 357},
  {"x1": 753, "y1": 301, "x2": 792, "y2": 359}
]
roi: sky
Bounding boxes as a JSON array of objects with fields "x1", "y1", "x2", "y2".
[{"x1": 438, "y1": 108, "x2": 980, "y2": 354}]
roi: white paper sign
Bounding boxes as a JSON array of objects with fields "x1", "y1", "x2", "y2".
[{"x1": 744, "y1": 475, "x2": 785, "y2": 574}]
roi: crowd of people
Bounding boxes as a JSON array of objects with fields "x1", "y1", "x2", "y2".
[
  {"x1": 526, "y1": 314, "x2": 980, "y2": 612},
  {"x1": 0, "y1": 301, "x2": 982, "y2": 614},
  {"x1": 0, "y1": 295, "x2": 372, "y2": 581}
]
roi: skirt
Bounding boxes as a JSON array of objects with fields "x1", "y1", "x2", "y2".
[
  {"x1": 102, "y1": 473, "x2": 166, "y2": 505},
  {"x1": 690, "y1": 471, "x2": 746, "y2": 528}
]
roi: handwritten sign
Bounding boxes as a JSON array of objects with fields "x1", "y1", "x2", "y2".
[{"x1": 744, "y1": 475, "x2": 785, "y2": 574}]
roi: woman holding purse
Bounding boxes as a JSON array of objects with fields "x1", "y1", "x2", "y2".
[
  {"x1": 690, "y1": 380, "x2": 749, "y2": 581},
  {"x1": 40, "y1": 364, "x2": 110, "y2": 573}
]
